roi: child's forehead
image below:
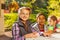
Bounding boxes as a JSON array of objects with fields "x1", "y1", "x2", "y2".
[
  {"x1": 48, "y1": 17, "x2": 53, "y2": 21},
  {"x1": 39, "y1": 15, "x2": 46, "y2": 18}
]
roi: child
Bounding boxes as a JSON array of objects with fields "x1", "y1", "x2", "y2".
[
  {"x1": 31, "y1": 13, "x2": 47, "y2": 36},
  {"x1": 12, "y1": 7, "x2": 38, "y2": 40},
  {"x1": 43, "y1": 15, "x2": 57, "y2": 37}
]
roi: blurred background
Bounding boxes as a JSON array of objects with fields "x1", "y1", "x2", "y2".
[{"x1": 4, "y1": 0, "x2": 60, "y2": 32}]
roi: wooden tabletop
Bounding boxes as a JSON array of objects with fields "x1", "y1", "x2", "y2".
[{"x1": 26, "y1": 33, "x2": 60, "y2": 40}]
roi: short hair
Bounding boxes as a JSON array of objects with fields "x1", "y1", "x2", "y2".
[
  {"x1": 50, "y1": 15, "x2": 57, "y2": 21},
  {"x1": 36, "y1": 12, "x2": 47, "y2": 20},
  {"x1": 18, "y1": 7, "x2": 31, "y2": 15}
]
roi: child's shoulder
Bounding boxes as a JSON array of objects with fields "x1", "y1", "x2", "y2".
[{"x1": 31, "y1": 22, "x2": 38, "y2": 28}]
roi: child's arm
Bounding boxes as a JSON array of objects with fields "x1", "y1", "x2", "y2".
[
  {"x1": 43, "y1": 30, "x2": 53, "y2": 37},
  {"x1": 43, "y1": 26, "x2": 54, "y2": 37}
]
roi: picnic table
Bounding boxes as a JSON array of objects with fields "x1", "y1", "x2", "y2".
[{"x1": 26, "y1": 33, "x2": 60, "y2": 40}]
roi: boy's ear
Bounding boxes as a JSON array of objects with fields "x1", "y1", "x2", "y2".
[{"x1": 36, "y1": 18, "x2": 39, "y2": 23}]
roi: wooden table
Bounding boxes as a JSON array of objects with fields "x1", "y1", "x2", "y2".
[{"x1": 26, "y1": 33, "x2": 60, "y2": 40}]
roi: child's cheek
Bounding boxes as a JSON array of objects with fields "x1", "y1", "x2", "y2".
[{"x1": 50, "y1": 22, "x2": 53, "y2": 25}]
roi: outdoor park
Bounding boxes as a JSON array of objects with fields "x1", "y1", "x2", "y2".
[
  {"x1": 4, "y1": 0, "x2": 60, "y2": 31},
  {"x1": 0, "y1": 0, "x2": 60, "y2": 40}
]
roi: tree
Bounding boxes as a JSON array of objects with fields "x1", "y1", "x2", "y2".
[
  {"x1": 47, "y1": 0, "x2": 60, "y2": 17},
  {"x1": 20, "y1": 0, "x2": 48, "y2": 19},
  {"x1": 8, "y1": 0, "x2": 19, "y2": 13}
]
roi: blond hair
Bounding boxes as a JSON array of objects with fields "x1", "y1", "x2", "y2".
[{"x1": 18, "y1": 7, "x2": 31, "y2": 15}]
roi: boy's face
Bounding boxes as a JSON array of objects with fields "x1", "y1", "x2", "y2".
[
  {"x1": 19, "y1": 9, "x2": 30, "y2": 21},
  {"x1": 37, "y1": 15, "x2": 45, "y2": 25}
]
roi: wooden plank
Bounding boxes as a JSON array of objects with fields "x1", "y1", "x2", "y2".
[{"x1": 0, "y1": 0, "x2": 4, "y2": 35}]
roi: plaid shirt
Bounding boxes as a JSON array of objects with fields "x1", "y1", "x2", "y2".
[
  {"x1": 12, "y1": 20, "x2": 32, "y2": 40},
  {"x1": 12, "y1": 23, "x2": 25, "y2": 40},
  {"x1": 31, "y1": 22, "x2": 48, "y2": 35},
  {"x1": 12, "y1": 22, "x2": 47, "y2": 40}
]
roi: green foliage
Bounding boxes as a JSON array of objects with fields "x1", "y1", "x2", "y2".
[
  {"x1": 29, "y1": 14, "x2": 36, "y2": 23},
  {"x1": 5, "y1": 0, "x2": 48, "y2": 14},
  {"x1": 15, "y1": 0, "x2": 48, "y2": 13},
  {"x1": 47, "y1": 0, "x2": 60, "y2": 17},
  {"x1": 4, "y1": 13, "x2": 18, "y2": 30},
  {"x1": 5, "y1": 0, "x2": 48, "y2": 17}
]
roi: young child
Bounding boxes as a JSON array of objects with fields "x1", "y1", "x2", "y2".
[
  {"x1": 31, "y1": 13, "x2": 47, "y2": 36},
  {"x1": 43, "y1": 15, "x2": 57, "y2": 37},
  {"x1": 12, "y1": 7, "x2": 38, "y2": 40}
]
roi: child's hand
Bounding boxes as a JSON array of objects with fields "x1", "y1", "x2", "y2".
[{"x1": 43, "y1": 32, "x2": 51, "y2": 37}]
